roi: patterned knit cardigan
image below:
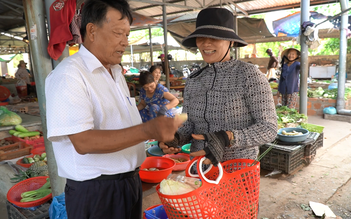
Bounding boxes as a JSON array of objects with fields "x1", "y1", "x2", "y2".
[{"x1": 170, "y1": 59, "x2": 278, "y2": 161}]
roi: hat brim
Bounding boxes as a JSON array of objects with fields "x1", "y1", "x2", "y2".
[
  {"x1": 281, "y1": 48, "x2": 301, "y2": 62},
  {"x1": 181, "y1": 28, "x2": 248, "y2": 48}
]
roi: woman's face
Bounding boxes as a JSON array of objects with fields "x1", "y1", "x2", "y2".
[
  {"x1": 143, "y1": 82, "x2": 157, "y2": 94},
  {"x1": 152, "y1": 68, "x2": 161, "y2": 82},
  {"x1": 196, "y1": 37, "x2": 232, "y2": 64},
  {"x1": 287, "y1": 50, "x2": 298, "y2": 62}
]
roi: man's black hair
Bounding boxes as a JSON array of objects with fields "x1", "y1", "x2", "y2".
[{"x1": 80, "y1": 0, "x2": 133, "y2": 40}]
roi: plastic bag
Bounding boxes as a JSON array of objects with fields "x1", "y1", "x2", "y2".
[
  {"x1": 0, "y1": 106, "x2": 22, "y2": 126},
  {"x1": 323, "y1": 106, "x2": 337, "y2": 115},
  {"x1": 16, "y1": 79, "x2": 26, "y2": 86},
  {"x1": 49, "y1": 192, "x2": 67, "y2": 219}
]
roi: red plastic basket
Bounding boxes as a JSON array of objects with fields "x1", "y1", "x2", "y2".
[
  {"x1": 11, "y1": 133, "x2": 45, "y2": 149},
  {"x1": 7, "y1": 176, "x2": 52, "y2": 208},
  {"x1": 31, "y1": 146, "x2": 46, "y2": 155},
  {"x1": 156, "y1": 156, "x2": 260, "y2": 218}
]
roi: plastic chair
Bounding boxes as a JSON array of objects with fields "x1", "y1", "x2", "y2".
[{"x1": 127, "y1": 82, "x2": 136, "y2": 97}]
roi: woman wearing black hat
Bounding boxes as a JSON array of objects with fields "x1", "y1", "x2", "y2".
[{"x1": 159, "y1": 8, "x2": 277, "y2": 166}]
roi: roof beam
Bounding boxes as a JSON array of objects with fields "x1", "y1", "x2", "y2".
[
  {"x1": 0, "y1": 15, "x2": 22, "y2": 19},
  {"x1": 131, "y1": 0, "x2": 198, "y2": 10},
  {"x1": 0, "y1": 0, "x2": 23, "y2": 9},
  {"x1": 244, "y1": 0, "x2": 339, "y2": 15},
  {"x1": 0, "y1": 1, "x2": 22, "y2": 15}
]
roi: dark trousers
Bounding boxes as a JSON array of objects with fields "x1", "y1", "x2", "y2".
[{"x1": 65, "y1": 170, "x2": 142, "y2": 219}]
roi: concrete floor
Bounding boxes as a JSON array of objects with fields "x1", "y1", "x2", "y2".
[
  {"x1": 257, "y1": 116, "x2": 351, "y2": 218},
  {"x1": 1, "y1": 115, "x2": 351, "y2": 218}
]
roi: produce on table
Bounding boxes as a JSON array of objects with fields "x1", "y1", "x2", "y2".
[
  {"x1": 276, "y1": 106, "x2": 308, "y2": 129},
  {"x1": 307, "y1": 87, "x2": 351, "y2": 100},
  {"x1": 168, "y1": 157, "x2": 188, "y2": 163},
  {"x1": 20, "y1": 178, "x2": 51, "y2": 202},
  {"x1": 22, "y1": 153, "x2": 47, "y2": 164},
  {"x1": 143, "y1": 168, "x2": 160, "y2": 171},
  {"x1": 11, "y1": 161, "x2": 49, "y2": 182},
  {"x1": 0, "y1": 139, "x2": 14, "y2": 146},
  {"x1": 0, "y1": 106, "x2": 22, "y2": 126},
  {"x1": 9, "y1": 125, "x2": 41, "y2": 139},
  {"x1": 281, "y1": 130, "x2": 303, "y2": 136}
]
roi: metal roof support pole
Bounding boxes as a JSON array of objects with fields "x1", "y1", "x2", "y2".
[
  {"x1": 149, "y1": 25, "x2": 154, "y2": 65},
  {"x1": 44, "y1": 0, "x2": 69, "y2": 68},
  {"x1": 299, "y1": 0, "x2": 309, "y2": 115},
  {"x1": 23, "y1": 0, "x2": 65, "y2": 197},
  {"x1": 162, "y1": 3, "x2": 170, "y2": 89},
  {"x1": 336, "y1": 0, "x2": 350, "y2": 115}
]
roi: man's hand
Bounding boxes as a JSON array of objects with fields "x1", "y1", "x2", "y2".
[
  {"x1": 159, "y1": 142, "x2": 182, "y2": 154},
  {"x1": 143, "y1": 116, "x2": 184, "y2": 142}
]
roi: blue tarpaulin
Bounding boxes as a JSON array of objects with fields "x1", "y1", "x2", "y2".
[{"x1": 273, "y1": 12, "x2": 327, "y2": 37}]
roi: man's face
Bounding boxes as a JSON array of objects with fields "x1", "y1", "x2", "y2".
[
  {"x1": 90, "y1": 8, "x2": 130, "y2": 66},
  {"x1": 196, "y1": 37, "x2": 231, "y2": 64}
]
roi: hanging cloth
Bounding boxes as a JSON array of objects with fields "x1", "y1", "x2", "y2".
[
  {"x1": 68, "y1": 8, "x2": 82, "y2": 45},
  {"x1": 47, "y1": 0, "x2": 76, "y2": 60}
]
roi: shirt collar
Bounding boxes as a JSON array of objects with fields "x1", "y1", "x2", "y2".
[{"x1": 79, "y1": 45, "x2": 121, "y2": 74}]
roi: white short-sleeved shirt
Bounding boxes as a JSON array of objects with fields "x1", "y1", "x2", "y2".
[{"x1": 45, "y1": 45, "x2": 146, "y2": 181}]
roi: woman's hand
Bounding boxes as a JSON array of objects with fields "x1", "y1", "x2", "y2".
[{"x1": 159, "y1": 142, "x2": 182, "y2": 154}]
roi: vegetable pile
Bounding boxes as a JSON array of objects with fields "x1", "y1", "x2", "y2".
[
  {"x1": 0, "y1": 106, "x2": 22, "y2": 126},
  {"x1": 11, "y1": 161, "x2": 49, "y2": 182},
  {"x1": 22, "y1": 153, "x2": 47, "y2": 164},
  {"x1": 307, "y1": 87, "x2": 351, "y2": 100},
  {"x1": 276, "y1": 106, "x2": 308, "y2": 129},
  {"x1": 9, "y1": 125, "x2": 41, "y2": 140},
  {"x1": 20, "y1": 178, "x2": 51, "y2": 202}
]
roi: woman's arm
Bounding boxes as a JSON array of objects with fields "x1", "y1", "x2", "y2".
[
  {"x1": 163, "y1": 92, "x2": 179, "y2": 109},
  {"x1": 137, "y1": 99, "x2": 146, "y2": 111}
]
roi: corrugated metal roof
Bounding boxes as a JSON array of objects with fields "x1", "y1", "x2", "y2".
[{"x1": 130, "y1": 0, "x2": 338, "y2": 19}]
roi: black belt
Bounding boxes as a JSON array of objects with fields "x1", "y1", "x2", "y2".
[{"x1": 67, "y1": 167, "x2": 140, "y2": 185}]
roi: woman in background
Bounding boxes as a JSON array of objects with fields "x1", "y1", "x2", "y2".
[
  {"x1": 277, "y1": 48, "x2": 301, "y2": 109},
  {"x1": 149, "y1": 65, "x2": 162, "y2": 83},
  {"x1": 137, "y1": 71, "x2": 179, "y2": 122}
]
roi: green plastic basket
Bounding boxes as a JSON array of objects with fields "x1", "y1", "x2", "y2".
[{"x1": 299, "y1": 123, "x2": 324, "y2": 134}]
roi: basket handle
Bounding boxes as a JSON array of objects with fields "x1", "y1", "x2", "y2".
[
  {"x1": 186, "y1": 156, "x2": 213, "y2": 178},
  {"x1": 197, "y1": 157, "x2": 224, "y2": 185}
]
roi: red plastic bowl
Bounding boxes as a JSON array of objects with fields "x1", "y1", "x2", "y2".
[
  {"x1": 7, "y1": 176, "x2": 52, "y2": 208},
  {"x1": 140, "y1": 157, "x2": 175, "y2": 183},
  {"x1": 16, "y1": 154, "x2": 36, "y2": 168},
  {"x1": 162, "y1": 153, "x2": 190, "y2": 171}
]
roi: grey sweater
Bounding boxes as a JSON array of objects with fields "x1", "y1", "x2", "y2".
[{"x1": 172, "y1": 59, "x2": 277, "y2": 162}]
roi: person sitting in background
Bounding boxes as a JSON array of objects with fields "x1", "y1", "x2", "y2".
[
  {"x1": 137, "y1": 71, "x2": 179, "y2": 122},
  {"x1": 277, "y1": 48, "x2": 301, "y2": 109},
  {"x1": 266, "y1": 48, "x2": 278, "y2": 80},
  {"x1": 149, "y1": 65, "x2": 162, "y2": 83}
]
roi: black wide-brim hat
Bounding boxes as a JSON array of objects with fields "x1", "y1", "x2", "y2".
[{"x1": 182, "y1": 8, "x2": 248, "y2": 48}]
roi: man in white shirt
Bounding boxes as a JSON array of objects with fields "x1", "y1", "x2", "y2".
[{"x1": 45, "y1": 0, "x2": 182, "y2": 218}]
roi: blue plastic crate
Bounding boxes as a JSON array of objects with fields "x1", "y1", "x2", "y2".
[{"x1": 144, "y1": 205, "x2": 168, "y2": 219}]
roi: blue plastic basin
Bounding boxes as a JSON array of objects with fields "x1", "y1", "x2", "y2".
[{"x1": 277, "y1": 127, "x2": 310, "y2": 143}]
